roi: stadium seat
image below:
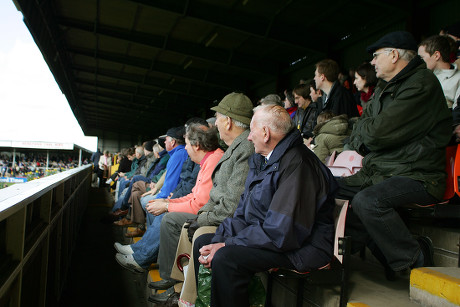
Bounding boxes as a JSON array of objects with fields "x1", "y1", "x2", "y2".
[
  {"x1": 265, "y1": 200, "x2": 351, "y2": 307},
  {"x1": 328, "y1": 151, "x2": 363, "y2": 177},
  {"x1": 403, "y1": 145, "x2": 460, "y2": 218}
]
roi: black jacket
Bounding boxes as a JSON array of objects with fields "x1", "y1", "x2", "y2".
[
  {"x1": 323, "y1": 82, "x2": 359, "y2": 118},
  {"x1": 293, "y1": 102, "x2": 319, "y2": 139}
]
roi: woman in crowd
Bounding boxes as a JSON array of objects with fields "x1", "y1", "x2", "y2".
[
  {"x1": 354, "y1": 62, "x2": 378, "y2": 114},
  {"x1": 283, "y1": 89, "x2": 297, "y2": 119}
]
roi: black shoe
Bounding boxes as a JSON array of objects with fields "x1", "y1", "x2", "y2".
[
  {"x1": 163, "y1": 292, "x2": 180, "y2": 307},
  {"x1": 148, "y1": 279, "x2": 178, "y2": 290},
  {"x1": 148, "y1": 287, "x2": 175, "y2": 304},
  {"x1": 414, "y1": 236, "x2": 434, "y2": 267}
]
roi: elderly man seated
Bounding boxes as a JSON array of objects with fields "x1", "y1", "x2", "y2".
[
  {"x1": 193, "y1": 105, "x2": 338, "y2": 306},
  {"x1": 339, "y1": 31, "x2": 452, "y2": 278}
]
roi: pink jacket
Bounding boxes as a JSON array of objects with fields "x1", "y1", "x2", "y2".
[{"x1": 168, "y1": 148, "x2": 224, "y2": 214}]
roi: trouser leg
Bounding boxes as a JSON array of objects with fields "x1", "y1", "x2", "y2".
[
  {"x1": 130, "y1": 181, "x2": 148, "y2": 224},
  {"x1": 170, "y1": 226, "x2": 217, "y2": 304},
  {"x1": 158, "y1": 212, "x2": 196, "y2": 279},
  {"x1": 132, "y1": 213, "x2": 165, "y2": 268},
  {"x1": 210, "y1": 245, "x2": 294, "y2": 307},
  {"x1": 350, "y1": 176, "x2": 438, "y2": 271}
]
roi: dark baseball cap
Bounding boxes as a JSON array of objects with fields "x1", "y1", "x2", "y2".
[{"x1": 166, "y1": 126, "x2": 185, "y2": 142}]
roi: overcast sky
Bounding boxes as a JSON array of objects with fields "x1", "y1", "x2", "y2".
[{"x1": 0, "y1": 1, "x2": 97, "y2": 152}]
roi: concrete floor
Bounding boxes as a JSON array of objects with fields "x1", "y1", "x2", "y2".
[
  {"x1": 347, "y1": 255, "x2": 420, "y2": 307},
  {"x1": 59, "y1": 187, "x2": 148, "y2": 307}
]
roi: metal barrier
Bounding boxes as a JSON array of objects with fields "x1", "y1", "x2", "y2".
[{"x1": 0, "y1": 165, "x2": 92, "y2": 307}]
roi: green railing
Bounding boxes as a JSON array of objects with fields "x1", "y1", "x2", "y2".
[{"x1": 0, "y1": 165, "x2": 92, "y2": 307}]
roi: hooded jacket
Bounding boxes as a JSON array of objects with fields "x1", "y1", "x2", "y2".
[
  {"x1": 212, "y1": 129, "x2": 338, "y2": 272},
  {"x1": 313, "y1": 114, "x2": 350, "y2": 163},
  {"x1": 345, "y1": 56, "x2": 452, "y2": 199}
]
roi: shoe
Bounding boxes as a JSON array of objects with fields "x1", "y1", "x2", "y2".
[
  {"x1": 111, "y1": 209, "x2": 129, "y2": 217},
  {"x1": 125, "y1": 228, "x2": 146, "y2": 237},
  {"x1": 114, "y1": 242, "x2": 134, "y2": 255},
  {"x1": 115, "y1": 253, "x2": 145, "y2": 273},
  {"x1": 105, "y1": 178, "x2": 113, "y2": 184},
  {"x1": 414, "y1": 236, "x2": 434, "y2": 268},
  {"x1": 148, "y1": 279, "x2": 178, "y2": 290},
  {"x1": 148, "y1": 287, "x2": 175, "y2": 304},
  {"x1": 164, "y1": 292, "x2": 179, "y2": 307},
  {"x1": 113, "y1": 218, "x2": 134, "y2": 226}
]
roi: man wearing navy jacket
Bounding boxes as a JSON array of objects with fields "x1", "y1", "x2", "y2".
[{"x1": 193, "y1": 105, "x2": 338, "y2": 306}]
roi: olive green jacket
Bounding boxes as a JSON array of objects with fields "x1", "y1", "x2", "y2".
[
  {"x1": 197, "y1": 129, "x2": 255, "y2": 226},
  {"x1": 345, "y1": 56, "x2": 452, "y2": 199},
  {"x1": 313, "y1": 114, "x2": 350, "y2": 163}
]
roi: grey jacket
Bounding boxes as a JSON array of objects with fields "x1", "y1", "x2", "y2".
[{"x1": 197, "y1": 129, "x2": 254, "y2": 226}]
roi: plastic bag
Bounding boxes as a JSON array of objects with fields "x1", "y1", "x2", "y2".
[{"x1": 195, "y1": 265, "x2": 266, "y2": 307}]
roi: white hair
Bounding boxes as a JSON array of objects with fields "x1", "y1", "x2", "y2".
[
  {"x1": 395, "y1": 48, "x2": 417, "y2": 62},
  {"x1": 253, "y1": 105, "x2": 293, "y2": 134}
]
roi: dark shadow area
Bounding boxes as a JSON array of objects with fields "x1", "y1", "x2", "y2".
[{"x1": 59, "y1": 187, "x2": 147, "y2": 307}]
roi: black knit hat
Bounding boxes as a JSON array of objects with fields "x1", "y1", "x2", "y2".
[
  {"x1": 158, "y1": 137, "x2": 166, "y2": 149},
  {"x1": 144, "y1": 140, "x2": 155, "y2": 152},
  {"x1": 367, "y1": 31, "x2": 418, "y2": 54}
]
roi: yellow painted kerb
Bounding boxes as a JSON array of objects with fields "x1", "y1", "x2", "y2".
[
  {"x1": 347, "y1": 303, "x2": 371, "y2": 307},
  {"x1": 410, "y1": 267, "x2": 460, "y2": 305}
]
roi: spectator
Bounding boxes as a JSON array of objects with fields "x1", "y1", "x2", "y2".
[
  {"x1": 283, "y1": 89, "x2": 297, "y2": 119},
  {"x1": 418, "y1": 35, "x2": 460, "y2": 108},
  {"x1": 193, "y1": 105, "x2": 337, "y2": 306},
  {"x1": 114, "y1": 124, "x2": 224, "y2": 274},
  {"x1": 97, "y1": 150, "x2": 112, "y2": 187},
  {"x1": 259, "y1": 94, "x2": 283, "y2": 106},
  {"x1": 105, "y1": 147, "x2": 133, "y2": 185},
  {"x1": 339, "y1": 31, "x2": 452, "y2": 277},
  {"x1": 313, "y1": 111, "x2": 350, "y2": 163},
  {"x1": 314, "y1": 59, "x2": 360, "y2": 118},
  {"x1": 149, "y1": 92, "x2": 255, "y2": 305},
  {"x1": 354, "y1": 62, "x2": 378, "y2": 112},
  {"x1": 292, "y1": 83, "x2": 319, "y2": 146}
]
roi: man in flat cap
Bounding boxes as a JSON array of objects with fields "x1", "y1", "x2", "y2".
[
  {"x1": 148, "y1": 92, "x2": 255, "y2": 305},
  {"x1": 339, "y1": 31, "x2": 452, "y2": 276}
]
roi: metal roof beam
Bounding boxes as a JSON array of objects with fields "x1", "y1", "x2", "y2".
[
  {"x1": 57, "y1": 17, "x2": 277, "y2": 76},
  {"x1": 68, "y1": 47, "x2": 247, "y2": 90},
  {"x1": 73, "y1": 64, "x2": 226, "y2": 100},
  {"x1": 130, "y1": 0, "x2": 325, "y2": 54},
  {"x1": 75, "y1": 78, "x2": 211, "y2": 108}
]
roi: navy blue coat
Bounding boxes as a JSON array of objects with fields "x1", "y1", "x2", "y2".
[{"x1": 212, "y1": 129, "x2": 338, "y2": 271}]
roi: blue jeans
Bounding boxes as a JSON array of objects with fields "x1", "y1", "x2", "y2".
[
  {"x1": 140, "y1": 194, "x2": 157, "y2": 225},
  {"x1": 114, "y1": 175, "x2": 150, "y2": 211},
  {"x1": 117, "y1": 177, "x2": 130, "y2": 200},
  {"x1": 132, "y1": 213, "x2": 165, "y2": 268},
  {"x1": 337, "y1": 176, "x2": 439, "y2": 271}
]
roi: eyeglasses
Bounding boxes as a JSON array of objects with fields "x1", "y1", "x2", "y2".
[{"x1": 372, "y1": 49, "x2": 394, "y2": 59}]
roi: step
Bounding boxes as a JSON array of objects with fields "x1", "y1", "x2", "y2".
[
  {"x1": 410, "y1": 267, "x2": 460, "y2": 307},
  {"x1": 345, "y1": 255, "x2": 420, "y2": 307},
  {"x1": 407, "y1": 222, "x2": 460, "y2": 267}
]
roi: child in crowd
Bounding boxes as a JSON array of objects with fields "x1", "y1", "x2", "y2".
[{"x1": 312, "y1": 111, "x2": 351, "y2": 163}]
